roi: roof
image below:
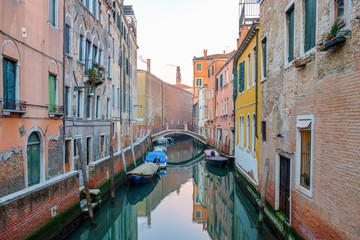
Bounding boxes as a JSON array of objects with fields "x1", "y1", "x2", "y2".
[
  {"x1": 173, "y1": 84, "x2": 192, "y2": 89},
  {"x1": 193, "y1": 52, "x2": 235, "y2": 61}
]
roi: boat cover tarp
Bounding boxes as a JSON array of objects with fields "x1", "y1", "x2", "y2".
[{"x1": 127, "y1": 162, "x2": 159, "y2": 176}]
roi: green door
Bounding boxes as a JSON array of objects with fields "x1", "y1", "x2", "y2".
[
  {"x1": 48, "y1": 74, "x2": 56, "y2": 112},
  {"x1": 3, "y1": 58, "x2": 16, "y2": 109},
  {"x1": 27, "y1": 133, "x2": 40, "y2": 187}
]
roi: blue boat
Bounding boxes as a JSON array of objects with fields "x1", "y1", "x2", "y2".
[
  {"x1": 145, "y1": 151, "x2": 167, "y2": 168},
  {"x1": 127, "y1": 162, "x2": 159, "y2": 185}
]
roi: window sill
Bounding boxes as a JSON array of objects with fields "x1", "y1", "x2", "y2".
[
  {"x1": 77, "y1": 60, "x2": 85, "y2": 66},
  {"x1": 2, "y1": 109, "x2": 26, "y2": 116},
  {"x1": 49, "y1": 112, "x2": 63, "y2": 118},
  {"x1": 283, "y1": 60, "x2": 294, "y2": 70},
  {"x1": 65, "y1": 53, "x2": 73, "y2": 59},
  {"x1": 295, "y1": 184, "x2": 312, "y2": 198}
]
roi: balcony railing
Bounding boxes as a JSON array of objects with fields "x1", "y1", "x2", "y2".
[
  {"x1": 1, "y1": 98, "x2": 27, "y2": 115},
  {"x1": 84, "y1": 59, "x2": 105, "y2": 86},
  {"x1": 48, "y1": 104, "x2": 64, "y2": 117},
  {"x1": 239, "y1": 0, "x2": 260, "y2": 30}
]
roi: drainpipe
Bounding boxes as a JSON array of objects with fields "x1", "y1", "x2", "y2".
[
  {"x1": 255, "y1": 24, "x2": 259, "y2": 139},
  {"x1": 62, "y1": 0, "x2": 66, "y2": 173}
]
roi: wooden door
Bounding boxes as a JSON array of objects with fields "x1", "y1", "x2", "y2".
[{"x1": 279, "y1": 155, "x2": 290, "y2": 220}]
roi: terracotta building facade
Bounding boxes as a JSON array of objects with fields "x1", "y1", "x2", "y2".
[{"x1": 259, "y1": 0, "x2": 360, "y2": 239}]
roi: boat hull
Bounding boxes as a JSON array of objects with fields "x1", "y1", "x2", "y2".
[{"x1": 206, "y1": 156, "x2": 228, "y2": 168}]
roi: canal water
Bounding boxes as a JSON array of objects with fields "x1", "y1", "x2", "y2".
[{"x1": 68, "y1": 135, "x2": 278, "y2": 240}]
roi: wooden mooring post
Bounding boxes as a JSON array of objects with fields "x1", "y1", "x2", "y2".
[
  {"x1": 110, "y1": 146, "x2": 115, "y2": 203},
  {"x1": 257, "y1": 158, "x2": 270, "y2": 229},
  {"x1": 77, "y1": 141, "x2": 95, "y2": 226}
]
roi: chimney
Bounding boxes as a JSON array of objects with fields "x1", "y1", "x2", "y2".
[
  {"x1": 204, "y1": 49, "x2": 208, "y2": 59},
  {"x1": 147, "y1": 59, "x2": 151, "y2": 73},
  {"x1": 223, "y1": 50, "x2": 226, "y2": 55},
  {"x1": 176, "y1": 66, "x2": 181, "y2": 85},
  {"x1": 237, "y1": 25, "x2": 250, "y2": 48}
]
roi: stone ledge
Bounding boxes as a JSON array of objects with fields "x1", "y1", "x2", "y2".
[{"x1": 0, "y1": 171, "x2": 79, "y2": 207}]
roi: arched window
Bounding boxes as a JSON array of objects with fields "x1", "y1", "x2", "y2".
[
  {"x1": 247, "y1": 115, "x2": 250, "y2": 150},
  {"x1": 252, "y1": 113, "x2": 256, "y2": 153},
  {"x1": 27, "y1": 133, "x2": 41, "y2": 187}
]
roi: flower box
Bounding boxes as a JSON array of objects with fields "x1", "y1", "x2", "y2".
[
  {"x1": 319, "y1": 36, "x2": 346, "y2": 51},
  {"x1": 294, "y1": 58, "x2": 307, "y2": 68}
]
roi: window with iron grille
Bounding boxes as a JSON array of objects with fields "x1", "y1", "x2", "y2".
[{"x1": 300, "y1": 130, "x2": 311, "y2": 189}]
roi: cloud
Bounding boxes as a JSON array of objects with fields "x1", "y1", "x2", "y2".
[{"x1": 138, "y1": 55, "x2": 147, "y2": 64}]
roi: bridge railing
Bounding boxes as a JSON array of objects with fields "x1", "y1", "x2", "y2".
[
  {"x1": 151, "y1": 125, "x2": 167, "y2": 135},
  {"x1": 167, "y1": 124, "x2": 185, "y2": 130}
]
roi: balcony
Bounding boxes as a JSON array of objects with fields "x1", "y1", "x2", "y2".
[
  {"x1": 84, "y1": 59, "x2": 105, "y2": 86},
  {"x1": 1, "y1": 98, "x2": 27, "y2": 116},
  {"x1": 48, "y1": 104, "x2": 64, "y2": 117},
  {"x1": 238, "y1": 0, "x2": 260, "y2": 29}
]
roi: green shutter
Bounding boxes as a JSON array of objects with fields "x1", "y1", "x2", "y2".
[
  {"x1": 239, "y1": 62, "x2": 245, "y2": 92},
  {"x1": 305, "y1": 0, "x2": 316, "y2": 52},
  {"x1": 27, "y1": 133, "x2": 40, "y2": 187},
  {"x1": 233, "y1": 69, "x2": 238, "y2": 101},
  {"x1": 215, "y1": 78, "x2": 218, "y2": 91},
  {"x1": 288, "y1": 7, "x2": 294, "y2": 62},
  {"x1": 3, "y1": 58, "x2": 16, "y2": 109},
  {"x1": 48, "y1": 74, "x2": 56, "y2": 112},
  {"x1": 220, "y1": 74, "x2": 223, "y2": 88}
]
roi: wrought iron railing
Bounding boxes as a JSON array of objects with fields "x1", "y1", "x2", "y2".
[
  {"x1": 239, "y1": 0, "x2": 260, "y2": 29},
  {"x1": 0, "y1": 98, "x2": 27, "y2": 111},
  {"x1": 84, "y1": 59, "x2": 105, "y2": 77},
  {"x1": 48, "y1": 104, "x2": 64, "y2": 114}
]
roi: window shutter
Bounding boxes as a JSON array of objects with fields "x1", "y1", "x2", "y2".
[
  {"x1": 220, "y1": 74, "x2": 223, "y2": 88},
  {"x1": 48, "y1": 74, "x2": 56, "y2": 112},
  {"x1": 288, "y1": 7, "x2": 294, "y2": 62},
  {"x1": 233, "y1": 69, "x2": 238, "y2": 101},
  {"x1": 305, "y1": 0, "x2": 316, "y2": 51},
  {"x1": 215, "y1": 78, "x2": 218, "y2": 91},
  {"x1": 239, "y1": 62, "x2": 245, "y2": 92}
]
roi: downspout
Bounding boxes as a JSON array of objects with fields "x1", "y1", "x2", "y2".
[
  {"x1": 255, "y1": 25, "x2": 259, "y2": 139},
  {"x1": 62, "y1": 0, "x2": 66, "y2": 173}
]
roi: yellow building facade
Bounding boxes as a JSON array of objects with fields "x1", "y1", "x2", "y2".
[{"x1": 233, "y1": 22, "x2": 261, "y2": 186}]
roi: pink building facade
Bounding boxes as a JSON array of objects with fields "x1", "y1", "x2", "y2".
[{"x1": 215, "y1": 55, "x2": 235, "y2": 155}]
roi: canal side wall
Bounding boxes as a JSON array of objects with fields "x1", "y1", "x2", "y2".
[
  {"x1": 88, "y1": 134, "x2": 152, "y2": 190},
  {"x1": 0, "y1": 172, "x2": 79, "y2": 240}
]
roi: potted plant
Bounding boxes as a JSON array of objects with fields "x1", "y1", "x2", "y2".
[
  {"x1": 319, "y1": 21, "x2": 351, "y2": 51},
  {"x1": 88, "y1": 68, "x2": 100, "y2": 83}
]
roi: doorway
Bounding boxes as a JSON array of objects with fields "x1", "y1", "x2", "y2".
[
  {"x1": 279, "y1": 155, "x2": 290, "y2": 220},
  {"x1": 27, "y1": 133, "x2": 40, "y2": 187}
]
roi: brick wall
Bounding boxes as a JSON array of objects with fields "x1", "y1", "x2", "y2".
[
  {"x1": 0, "y1": 172, "x2": 79, "y2": 240},
  {"x1": 0, "y1": 150, "x2": 25, "y2": 198},
  {"x1": 48, "y1": 129, "x2": 64, "y2": 179}
]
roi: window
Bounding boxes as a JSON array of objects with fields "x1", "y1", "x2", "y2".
[
  {"x1": 196, "y1": 78, "x2": 202, "y2": 87},
  {"x1": 252, "y1": 114, "x2": 256, "y2": 152},
  {"x1": 92, "y1": 45, "x2": 98, "y2": 66},
  {"x1": 261, "y1": 120, "x2": 266, "y2": 142},
  {"x1": 304, "y1": 0, "x2": 317, "y2": 52},
  {"x1": 108, "y1": 14, "x2": 111, "y2": 32},
  {"x1": 98, "y1": 1, "x2": 102, "y2": 21},
  {"x1": 85, "y1": 40, "x2": 90, "y2": 74},
  {"x1": 96, "y1": 96, "x2": 100, "y2": 119},
  {"x1": 65, "y1": 24, "x2": 70, "y2": 54},
  {"x1": 106, "y1": 98, "x2": 110, "y2": 119},
  {"x1": 208, "y1": 69, "x2": 210, "y2": 78},
  {"x1": 2, "y1": 58, "x2": 17, "y2": 110},
  {"x1": 296, "y1": 116, "x2": 313, "y2": 196},
  {"x1": 239, "y1": 61, "x2": 245, "y2": 93},
  {"x1": 247, "y1": 53, "x2": 251, "y2": 89},
  {"x1": 212, "y1": 65, "x2": 214, "y2": 75},
  {"x1": 220, "y1": 74, "x2": 223, "y2": 88},
  {"x1": 252, "y1": 48, "x2": 256, "y2": 87},
  {"x1": 86, "y1": 95, "x2": 91, "y2": 119},
  {"x1": 98, "y1": 49, "x2": 102, "y2": 65},
  {"x1": 85, "y1": 0, "x2": 90, "y2": 9},
  {"x1": 108, "y1": 57, "x2": 111, "y2": 76},
  {"x1": 215, "y1": 78, "x2": 218, "y2": 91},
  {"x1": 48, "y1": 74, "x2": 57, "y2": 112},
  {"x1": 334, "y1": 0, "x2": 345, "y2": 25},
  {"x1": 247, "y1": 115, "x2": 250, "y2": 150},
  {"x1": 65, "y1": 86, "x2": 70, "y2": 116},
  {"x1": 117, "y1": 88, "x2": 120, "y2": 109},
  {"x1": 48, "y1": 0, "x2": 58, "y2": 27},
  {"x1": 112, "y1": 85, "x2": 115, "y2": 107},
  {"x1": 77, "y1": 91, "x2": 83, "y2": 118},
  {"x1": 147, "y1": 118, "x2": 150, "y2": 126},
  {"x1": 79, "y1": 35, "x2": 84, "y2": 62},
  {"x1": 92, "y1": 0, "x2": 96, "y2": 16},
  {"x1": 196, "y1": 63, "x2": 202, "y2": 71},
  {"x1": 261, "y1": 37, "x2": 267, "y2": 79},
  {"x1": 27, "y1": 133, "x2": 41, "y2": 187},
  {"x1": 151, "y1": 117, "x2": 154, "y2": 126},
  {"x1": 286, "y1": 5, "x2": 295, "y2": 62}
]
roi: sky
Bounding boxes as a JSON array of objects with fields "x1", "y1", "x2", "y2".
[{"x1": 126, "y1": 0, "x2": 240, "y2": 87}]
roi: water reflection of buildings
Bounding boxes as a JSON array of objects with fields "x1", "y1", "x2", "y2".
[
  {"x1": 204, "y1": 166, "x2": 234, "y2": 240},
  {"x1": 137, "y1": 167, "x2": 193, "y2": 227},
  {"x1": 192, "y1": 161, "x2": 208, "y2": 229},
  {"x1": 75, "y1": 189, "x2": 138, "y2": 240},
  {"x1": 167, "y1": 136, "x2": 201, "y2": 163}
]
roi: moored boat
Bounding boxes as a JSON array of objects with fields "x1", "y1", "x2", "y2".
[
  {"x1": 145, "y1": 151, "x2": 167, "y2": 168},
  {"x1": 127, "y1": 162, "x2": 159, "y2": 185},
  {"x1": 204, "y1": 149, "x2": 221, "y2": 158},
  {"x1": 204, "y1": 149, "x2": 228, "y2": 168}
]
